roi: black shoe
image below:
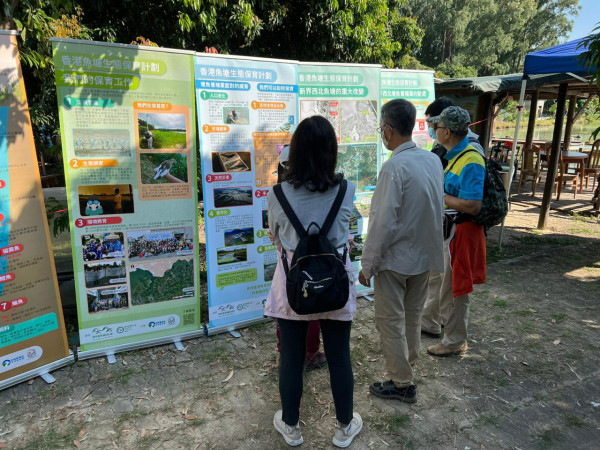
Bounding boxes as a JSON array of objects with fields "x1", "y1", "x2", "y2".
[
  {"x1": 369, "y1": 380, "x2": 417, "y2": 403},
  {"x1": 304, "y1": 352, "x2": 327, "y2": 372},
  {"x1": 421, "y1": 329, "x2": 442, "y2": 339}
]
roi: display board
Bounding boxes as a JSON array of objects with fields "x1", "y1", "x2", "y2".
[
  {"x1": 52, "y1": 39, "x2": 201, "y2": 356},
  {"x1": 380, "y1": 69, "x2": 436, "y2": 150},
  {"x1": 1, "y1": 31, "x2": 71, "y2": 390},
  {"x1": 297, "y1": 63, "x2": 381, "y2": 295},
  {"x1": 195, "y1": 54, "x2": 298, "y2": 333}
]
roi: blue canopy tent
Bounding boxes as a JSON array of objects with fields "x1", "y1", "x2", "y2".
[{"x1": 499, "y1": 38, "x2": 597, "y2": 242}]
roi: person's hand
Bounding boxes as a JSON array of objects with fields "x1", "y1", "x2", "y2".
[
  {"x1": 268, "y1": 230, "x2": 275, "y2": 245},
  {"x1": 358, "y1": 270, "x2": 370, "y2": 287}
]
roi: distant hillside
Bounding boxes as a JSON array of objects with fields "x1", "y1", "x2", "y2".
[{"x1": 130, "y1": 259, "x2": 194, "y2": 305}]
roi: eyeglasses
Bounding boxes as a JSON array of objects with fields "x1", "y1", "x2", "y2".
[{"x1": 376, "y1": 123, "x2": 392, "y2": 134}]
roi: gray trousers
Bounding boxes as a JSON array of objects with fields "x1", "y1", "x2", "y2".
[{"x1": 374, "y1": 270, "x2": 429, "y2": 387}]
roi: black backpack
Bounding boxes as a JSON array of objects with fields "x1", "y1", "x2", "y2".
[
  {"x1": 272, "y1": 180, "x2": 350, "y2": 315},
  {"x1": 446, "y1": 148, "x2": 508, "y2": 228}
]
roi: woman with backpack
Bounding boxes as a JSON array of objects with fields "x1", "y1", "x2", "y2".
[{"x1": 264, "y1": 116, "x2": 361, "y2": 448}]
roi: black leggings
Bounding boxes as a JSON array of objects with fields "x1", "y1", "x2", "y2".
[{"x1": 278, "y1": 318, "x2": 353, "y2": 426}]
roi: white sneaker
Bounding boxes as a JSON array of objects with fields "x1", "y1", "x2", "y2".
[
  {"x1": 332, "y1": 412, "x2": 363, "y2": 448},
  {"x1": 273, "y1": 410, "x2": 303, "y2": 446}
]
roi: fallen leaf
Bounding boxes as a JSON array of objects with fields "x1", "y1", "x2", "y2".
[
  {"x1": 369, "y1": 358, "x2": 377, "y2": 362},
  {"x1": 222, "y1": 370, "x2": 234, "y2": 383},
  {"x1": 141, "y1": 428, "x2": 147, "y2": 438},
  {"x1": 73, "y1": 440, "x2": 82, "y2": 449},
  {"x1": 252, "y1": 343, "x2": 257, "y2": 349},
  {"x1": 187, "y1": 415, "x2": 197, "y2": 420},
  {"x1": 528, "y1": 308, "x2": 536, "y2": 313},
  {"x1": 522, "y1": 361, "x2": 529, "y2": 366},
  {"x1": 553, "y1": 339, "x2": 561, "y2": 345},
  {"x1": 111, "y1": 439, "x2": 119, "y2": 449},
  {"x1": 102, "y1": 373, "x2": 113, "y2": 381},
  {"x1": 238, "y1": 383, "x2": 246, "y2": 387},
  {"x1": 78, "y1": 429, "x2": 86, "y2": 437},
  {"x1": 27, "y1": 379, "x2": 34, "y2": 385},
  {"x1": 122, "y1": 360, "x2": 127, "y2": 366}
]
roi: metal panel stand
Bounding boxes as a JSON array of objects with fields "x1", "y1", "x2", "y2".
[{"x1": 0, "y1": 353, "x2": 75, "y2": 391}]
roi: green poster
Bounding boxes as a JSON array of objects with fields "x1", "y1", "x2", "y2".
[
  {"x1": 52, "y1": 39, "x2": 200, "y2": 353},
  {"x1": 381, "y1": 69, "x2": 436, "y2": 150},
  {"x1": 298, "y1": 63, "x2": 381, "y2": 294}
]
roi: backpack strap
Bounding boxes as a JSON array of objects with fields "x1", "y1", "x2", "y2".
[
  {"x1": 272, "y1": 183, "x2": 306, "y2": 237},
  {"x1": 320, "y1": 179, "x2": 348, "y2": 237},
  {"x1": 445, "y1": 148, "x2": 482, "y2": 174}
]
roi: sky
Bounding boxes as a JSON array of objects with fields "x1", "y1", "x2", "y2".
[{"x1": 568, "y1": 0, "x2": 599, "y2": 40}]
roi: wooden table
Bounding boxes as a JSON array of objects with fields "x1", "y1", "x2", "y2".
[{"x1": 541, "y1": 151, "x2": 589, "y2": 194}]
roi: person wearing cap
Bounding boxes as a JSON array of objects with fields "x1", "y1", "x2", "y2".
[
  {"x1": 424, "y1": 106, "x2": 486, "y2": 357},
  {"x1": 424, "y1": 98, "x2": 484, "y2": 169},
  {"x1": 358, "y1": 99, "x2": 444, "y2": 403}
]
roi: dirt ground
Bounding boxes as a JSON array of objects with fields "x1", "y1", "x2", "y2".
[{"x1": 1, "y1": 203, "x2": 599, "y2": 449}]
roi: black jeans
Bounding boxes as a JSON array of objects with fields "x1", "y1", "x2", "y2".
[{"x1": 278, "y1": 318, "x2": 353, "y2": 426}]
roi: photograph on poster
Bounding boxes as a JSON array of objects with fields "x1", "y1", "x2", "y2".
[
  {"x1": 78, "y1": 184, "x2": 134, "y2": 216},
  {"x1": 127, "y1": 227, "x2": 194, "y2": 261},
  {"x1": 224, "y1": 227, "x2": 254, "y2": 246},
  {"x1": 214, "y1": 186, "x2": 253, "y2": 208},
  {"x1": 84, "y1": 260, "x2": 127, "y2": 288},
  {"x1": 300, "y1": 100, "x2": 340, "y2": 138},
  {"x1": 262, "y1": 210, "x2": 269, "y2": 229},
  {"x1": 337, "y1": 144, "x2": 378, "y2": 193},
  {"x1": 223, "y1": 107, "x2": 249, "y2": 124},
  {"x1": 139, "y1": 153, "x2": 189, "y2": 184},
  {"x1": 129, "y1": 258, "x2": 195, "y2": 304},
  {"x1": 340, "y1": 100, "x2": 378, "y2": 143},
  {"x1": 217, "y1": 246, "x2": 248, "y2": 265},
  {"x1": 264, "y1": 261, "x2": 276, "y2": 282},
  {"x1": 82, "y1": 232, "x2": 125, "y2": 261},
  {"x1": 211, "y1": 151, "x2": 251, "y2": 173},
  {"x1": 73, "y1": 128, "x2": 131, "y2": 157},
  {"x1": 138, "y1": 113, "x2": 187, "y2": 150},
  {"x1": 87, "y1": 285, "x2": 129, "y2": 313}
]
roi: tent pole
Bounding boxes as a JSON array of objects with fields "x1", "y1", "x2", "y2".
[
  {"x1": 498, "y1": 78, "x2": 527, "y2": 248},
  {"x1": 538, "y1": 82, "x2": 569, "y2": 229}
]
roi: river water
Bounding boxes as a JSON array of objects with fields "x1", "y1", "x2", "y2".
[{"x1": 495, "y1": 123, "x2": 599, "y2": 148}]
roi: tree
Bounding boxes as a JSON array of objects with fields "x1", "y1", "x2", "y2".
[
  {"x1": 405, "y1": 0, "x2": 579, "y2": 77},
  {"x1": 579, "y1": 22, "x2": 600, "y2": 139}
]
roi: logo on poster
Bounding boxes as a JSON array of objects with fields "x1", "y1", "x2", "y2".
[
  {"x1": 148, "y1": 320, "x2": 166, "y2": 328},
  {"x1": 237, "y1": 302, "x2": 252, "y2": 311},
  {"x1": 2, "y1": 355, "x2": 24, "y2": 367}
]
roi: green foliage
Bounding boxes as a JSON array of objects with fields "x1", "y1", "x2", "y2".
[
  {"x1": 579, "y1": 22, "x2": 600, "y2": 140},
  {"x1": 406, "y1": 0, "x2": 579, "y2": 76},
  {"x1": 45, "y1": 196, "x2": 69, "y2": 237},
  {"x1": 434, "y1": 59, "x2": 477, "y2": 79}
]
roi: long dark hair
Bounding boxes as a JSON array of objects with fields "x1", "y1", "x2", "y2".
[{"x1": 283, "y1": 116, "x2": 342, "y2": 192}]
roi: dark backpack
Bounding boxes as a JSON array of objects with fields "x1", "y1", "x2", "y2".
[
  {"x1": 446, "y1": 148, "x2": 508, "y2": 228},
  {"x1": 272, "y1": 180, "x2": 350, "y2": 315}
]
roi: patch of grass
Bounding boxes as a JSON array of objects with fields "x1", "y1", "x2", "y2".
[
  {"x1": 371, "y1": 413, "x2": 411, "y2": 431},
  {"x1": 516, "y1": 321, "x2": 536, "y2": 332},
  {"x1": 534, "y1": 426, "x2": 565, "y2": 448},
  {"x1": 450, "y1": 405, "x2": 458, "y2": 412},
  {"x1": 564, "y1": 414, "x2": 585, "y2": 428},
  {"x1": 22, "y1": 427, "x2": 76, "y2": 450},
  {"x1": 202, "y1": 345, "x2": 229, "y2": 364},
  {"x1": 514, "y1": 308, "x2": 535, "y2": 317},
  {"x1": 112, "y1": 367, "x2": 147, "y2": 384},
  {"x1": 116, "y1": 409, "x2": 151, "y2": 427},
  {"x1": 247, "y1": 321, "x2": 268, "y2": 331},
  {"x1": 494, "y1": 299, "x2": 508, "y2": 308},
  {"x1": 476, "y1": 414, "x2": 499, "y2": 427},
  {"x1": 40, "y1": 383, "x2": 67, "y2": 400},
  {"x1": 550, "y1": 313, "x2": 567, "y2": 323}
]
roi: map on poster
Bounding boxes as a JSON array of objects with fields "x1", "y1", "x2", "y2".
[
  {"x1": 298, "y1": 63, "x2": 381, "y2": 294},
  {"x1": 53, "y1": 39, "x2": 200, "y2": 352},
  {"x1": 195, "y1": 54, "x2": 298, "y2": 331}
]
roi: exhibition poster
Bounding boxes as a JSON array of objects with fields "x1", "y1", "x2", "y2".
[
  {"x1": 1, "y1": 31, "x2": 70, "y2": 388},
  {"x1": 380, "y1": 69, "x2": 436, "y2": 151},
  {"x1": 298, "y1": 63, "x2": 381, "y2": 294},
  {"x1": 52, "y1": 39, "x2": 200, "y2": 353},
  {"x1": 195, "y1": 54, "x2": 298, "y2": 331}
]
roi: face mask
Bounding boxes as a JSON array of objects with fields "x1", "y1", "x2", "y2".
[
  {"x1": 428, "y1": 127, "x2": 436, "y2": 140},
  {"x1": 381, "y1": 130, "x2": 389, "y2": 149}
]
